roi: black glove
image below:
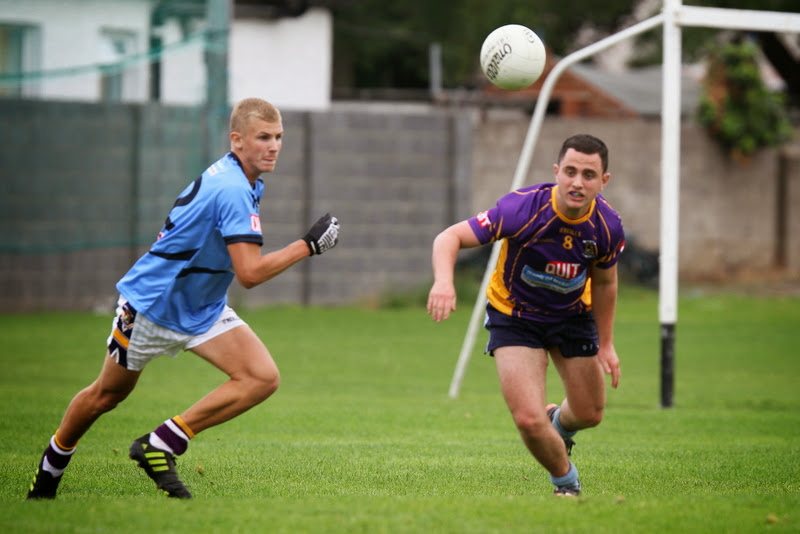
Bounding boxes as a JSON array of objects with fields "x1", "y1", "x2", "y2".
[{"x1": 303, "y1": 213, "x2": 340, "y2": 255}]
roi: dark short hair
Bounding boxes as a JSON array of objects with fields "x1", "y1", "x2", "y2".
[{"x1": 557, "y1": 134, "x2": 609, "y2": 173}]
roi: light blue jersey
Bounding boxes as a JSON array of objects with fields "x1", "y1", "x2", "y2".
[{"x1": 117, "y1": 153, "x2": 264, "y2": 335}]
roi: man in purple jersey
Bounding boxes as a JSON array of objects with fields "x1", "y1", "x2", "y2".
[{"x1": 427, "y1": 134, "x2": 624, "y2": 497}]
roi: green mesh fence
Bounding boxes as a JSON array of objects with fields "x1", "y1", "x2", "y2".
[
  {"x1": 0, "y1": 32, "x2": 208, "y2": 87},
  {"x1": 0, "y1": 24, "x2": 226, "y2": 254},
  {"x1": 0, "y1": 100, "x2": 206, "y2": 254}
]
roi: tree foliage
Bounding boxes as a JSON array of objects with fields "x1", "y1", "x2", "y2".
[
  {"x1": 697, "y1": 39, "x2": 793, "y2": 158},
  {"x1": 331, "y1": 0, "x2": 634, "y2": 88},
  {"x1": 331, "y1": 0, "x2": 800, "y2": 94}
]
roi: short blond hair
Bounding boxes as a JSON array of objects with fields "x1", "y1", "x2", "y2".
[{"x1": 229, "y1": 98, "x2": 282, "y2": 134}]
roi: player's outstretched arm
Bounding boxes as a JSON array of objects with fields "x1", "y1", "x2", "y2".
[
  {"x1": 229, "y1": 213, "x2": 340, "y2": 289},
  {"x1": 427, "y1": 221, "x2": 481, "y2": 322},
  {"x1": 229, "y1": 240, "x2": 309, "y2": 289}
]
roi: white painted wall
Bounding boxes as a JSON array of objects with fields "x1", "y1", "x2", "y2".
[
  {"x1": 228, "y1": 8, "x2": 332, "y2": 110},
  {"x1": 0, "y1": 1, "x2": 333, "y2": 110},
  {"x1": 0, "y1": 0, "x2": 151, "y2": 101},
  {"x1": 157, "y1": 18, "x2": 207, "y2": 105}
]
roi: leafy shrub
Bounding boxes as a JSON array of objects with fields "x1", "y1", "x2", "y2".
[{"x1": 697, "y1": 39, "x2": 793, "y2": 160}]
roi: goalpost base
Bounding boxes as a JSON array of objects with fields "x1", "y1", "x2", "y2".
[{"x1": 660, "y1": 323, "x2": 675, "y2": 408}]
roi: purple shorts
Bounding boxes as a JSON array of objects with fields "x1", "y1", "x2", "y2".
[{"x1": 484, "y1": 304, "x2": 598, "y2": 358}]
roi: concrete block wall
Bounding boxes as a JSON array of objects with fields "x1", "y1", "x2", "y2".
[
  {"x1": 470, "y1": 112, "x2": 800, "y2": 280},
  {"x1": 1, "y1": 100, "x2": 796, "y2": 313},
  {"x1": 236, "y1": 109, "x2": 473, "y2": 308},
  {"x1": 0, "y1": 101, "x2": 472, "y2": 312},
  {"x1": 0, "y1": 101, "x2": 147, "y2": 312},
  {"x1": 783, "y1": 146, "x2": 800, "y2": 272}
]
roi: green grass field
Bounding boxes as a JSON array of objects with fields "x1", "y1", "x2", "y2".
[{"x1": 1, "y1": 286, "x2": 799, "y2": 533}]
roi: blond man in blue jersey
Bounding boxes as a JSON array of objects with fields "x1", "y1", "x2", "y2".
[{"x1": 27, "y1": 98, "x2": 340, "y2": 499}]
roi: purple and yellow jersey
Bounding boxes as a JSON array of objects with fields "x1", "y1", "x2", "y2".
[{"x1": 468, "y1": 183, "x2": 624, "y2": 322}]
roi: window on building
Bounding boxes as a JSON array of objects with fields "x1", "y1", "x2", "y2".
[
  {"x1": 99, "y1": 29, "x2": 138, "y2": 102},
  {"x1": 0, "y1": 24, "x2": 41, "y2": 97}
]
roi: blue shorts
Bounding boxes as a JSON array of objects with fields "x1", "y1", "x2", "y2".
[{"x1": 484, "y1": 304, "x2": 598, "y2": 358}]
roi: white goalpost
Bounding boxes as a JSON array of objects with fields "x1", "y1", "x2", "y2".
[{"x1": 448, "y1": 0, "x2": 800, "y2": 404}]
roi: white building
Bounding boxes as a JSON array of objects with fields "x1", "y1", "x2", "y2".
[{"x1": 0, "y1": 0, "x2": 332, "y2": 110}]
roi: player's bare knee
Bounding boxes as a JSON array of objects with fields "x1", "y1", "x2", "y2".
[
  {"x1": 258, "y1": 371, "x2": 280, "y2": 399},
  {"x1": 243, "y1": 368, "x2": 280, "y2": 403},
  {"x1": 511, "y1": 410, "x2": 551, "y2": 437},
  {"x1": 572, "y1": 406, "x2": 604, "y2": 428},
  {"x1": 87, "y1": 386, "x2": 128, "y2": 414}
]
